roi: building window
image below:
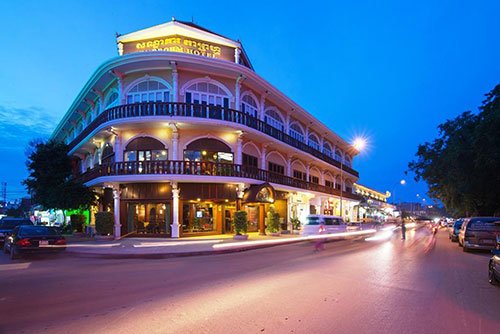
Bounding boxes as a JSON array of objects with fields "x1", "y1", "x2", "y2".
[
  {"x1": 268, "y1": 162, "x2": 284, "y2": 175},
  {"x1": 105, "y1": 91, "x2": 119, "y2": 108},
  {"x1": 309, "y1": 175, "x2": 319, "y2": 184},
  {"x1": 242, "y1": 153, "x2": 258, "y2": 168},
  {"x1": 293, "y1": 170, "x2": 306, "y2": 181},
  {"x1": 289, "y1": 123, "x2": 304, "y2": 142},
  {"x1": 264, "y1": 109, "x2": 284, "y2": 131},
  {"x1": 344, "y1": 156, "x2": 352, "y2": 167},
  {"x1": 308, "y1": 134, "x2": 320, "y2": 151},
  {"x1": 185, "y1": 82, "x2": 229, "y2": 107},
  {"x1": 335, "y1": 149, "x2": 343, "y2": 162},
  {"x1": 323, "y1": 142, "x2": 333, "y2": 158},
  {"x1": 325, "y1": 180, "x2": 334, "y2": 188},
  {"x1": 184, "y1": 138, "x2": 233, "y2": 164},
  {"x1": 126, "y1": 79, "x2": 170, "y2": 104},
  {"x1": 241, "y1": 94, "x2": 258, "y2": 117},
  {"x1": 123, "y1": 137, "x2": 167, "y2": 162}
]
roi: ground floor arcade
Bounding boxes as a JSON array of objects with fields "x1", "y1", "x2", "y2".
[{"x1": 93, "y1": 182, "x2": 360, "y2": 238}]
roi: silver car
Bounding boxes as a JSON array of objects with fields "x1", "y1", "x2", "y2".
[{"x1": 458, "y1": 217, "x2": 500, "y2": 252}]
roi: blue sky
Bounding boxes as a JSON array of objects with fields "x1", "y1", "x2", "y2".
[{"x1": 0, "y1": 0, "x2": 498, "y2": 203}]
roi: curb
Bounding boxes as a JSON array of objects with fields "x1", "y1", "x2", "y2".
[{"x1": 65, "y1": 238, "x2": 315, "y2": 259}]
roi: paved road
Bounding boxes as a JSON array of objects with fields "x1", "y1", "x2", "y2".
[{"x1": 1, "y1": 227, "x2": 498, "y2": 333}]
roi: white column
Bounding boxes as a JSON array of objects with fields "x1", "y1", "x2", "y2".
[
  {"x1": 234, "y1": 48, "x2": 241, "y2": 64},
  {"x1": 114, "y1": 132, "x2": 123, "y2": 162},
  {"x1": 171, "y1": 183, "x2": 180, "y2": 238},
  {"x1": 113, "y1": 188, "x2": 121, "y2": 239},
  {"x1": 260, "y1": 145, "x2": 267, "y2": 170},
  {"x1": 259, "y1": 94, "x2": 266, "y2": 121},
  {"x1": 117, "y1": 77, "x2": 124, "y2": 105},
  {"x1": 236, "y1": 134, "x2": 243, "y2": 165},
  {"x1": 170, "y1": 123, "x2": 179, "y2": 160},
  {"x1": 171, "y1": 62, "x2": 178, "y2": 103},
  {"x1": 286, "y1": 156, "x2": 292, "y2": 177},
  {"x1": 306, "y1": 165, "x2": 310, "y2": 182},
  {"x1": 285, "y1": 114, "x2": 291, "y2": 133}
]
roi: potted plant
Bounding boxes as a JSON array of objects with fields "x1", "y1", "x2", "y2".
[
  {"x1": 94, "y1": 211, "x2": 114, "y2": 240},
  {"x1": 265, "y1": 206, "x2": 281, "y2": 236},
  {"x1": 70, "y1": 213, "x2": 86, "y2": 235},
  {"x1": 290, "y1": 217, "x2": 301, "y2": 234},
  {"x1": 233, "y1": 210, "x2": 249, "y2": 240}
]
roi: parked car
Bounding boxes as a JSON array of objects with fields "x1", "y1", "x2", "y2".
[
  {"x1": 0, "y1": 217, "x2": 34, "y2": 245},
  {"x1": 347, "y1": 222, "x2": 362, "y2": 231},
  {"x1": 3, "y1": 225, "x2": 66, "y2": 260},
  {"x1": 448, "y1": 218, "x2": 464, "y2": 242},
  {"x1": 488, "y1": 236, "x2": 500, "y2": 285},
  {"x1": 458, "y1": 217, "x2": 500, "y2": 252},
  {"x1": 301, "y1": 215, "x2": 347, "y2": 236}
]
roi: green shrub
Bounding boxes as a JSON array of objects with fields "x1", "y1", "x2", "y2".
[
  {"x1": 233, "y1": 210, "x2": 248, "y2": 235},
  {"x1": 70, "y1": 214, "x2": 86, "y2": 233},
  {"x1": 290, "y1": 217, "x2": 301, "y2": 230},
  {"x1": 265, "y1": 206, "x2": 280, "y2": 233},
  {"x1": 95, "y1": 211, "x2": 114, "y2": 235}
]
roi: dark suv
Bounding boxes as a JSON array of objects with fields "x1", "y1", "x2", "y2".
[
  {"x1": 448, "y1": 218, "x2": 464, "y2": 242},
  {"x1": 458, "y1": 217, "x2": 500, "y2": 252},
  {"x1": 0, "y1": 218, "x2": 34, "y2": 245}
]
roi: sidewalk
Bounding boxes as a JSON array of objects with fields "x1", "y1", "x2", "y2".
[{"x1": 64, "y1": 228, "x2": 383, "y2": 259}]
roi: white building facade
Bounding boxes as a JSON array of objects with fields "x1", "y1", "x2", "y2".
[{"x1": 51, "y1": 19, "x2": 361, "y2": 238}]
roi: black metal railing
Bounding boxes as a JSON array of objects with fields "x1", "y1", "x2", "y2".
[
  {"x1": 68, "y1": 102, "x2": 358, "y2": 177},
  {"x1": 78, "y1": 160, "x2": 361, "y2": 200}
]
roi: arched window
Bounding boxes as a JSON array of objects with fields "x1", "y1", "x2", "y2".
[
  {"x1": 105, "y1": 91, "x2": 119, "y2": 108},
  {"x1": 344, "y1": 156, "x2": 352, "y2": 167},
  {"x1": 126, "y1": 79, "x2": 170, "y2": 104},
  {"x1": 335, "y1": 149, "x2": 343, "y2": 162},
  {"x1": 289, "y1": 123, "x2": 304, "y2": 142},
  {"x1": 184, "y1": 138, "x2": 233, "y2": 163},
  {"x1": 185, "y1": 82, "x2": 229, "y2": 108},
  {"x1": 241, "y1": 94, "x2": 258, "y2": 117},
  {"x1": 124, "y1": 137, "x2": 168, "y2": 162},
  {"x1": 264, "y1": 108, "x2": 284, "y2": 131},
  {"x1": 323, "y1": 142, "x2": 333, "y2": 158},
  {"x1": 308, "y1": 134, "x2": 320, "y2": 151}
]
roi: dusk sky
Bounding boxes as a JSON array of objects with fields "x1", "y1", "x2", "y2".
[{"x1": 0, "y1": 0, "x2": 498, "y2": 204}]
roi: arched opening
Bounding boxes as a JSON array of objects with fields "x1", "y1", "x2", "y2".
[
  {"x1": 264, "y1": 108, "x2": 284, "y2": 131},
  {"x1": 289, "y1": 122, "x2": 305, "y2": 142},
  {"x1": 241, "y1": 93, "x2": 259, "y2": 117},
  {"x1": 344, "y1": 155, "x2": 352, "y2": 167},
  {"x1": 308, "y1": 133, "x2": 320, "y2": 151},
  {"x1": 102, "y1": 143, "x2": 114, "y2": 164},
  {"x1": 104, "y1": 91, "x2": 119, "y2": 108},
  {"x1": 292, "y1": 160, "x2": 307, "y2": 181},
  {"x1": 126, "y1": 78, "x2": 170, "y2": 104},
  {"x1": 123, "y1": 137, "x2": 168, "y2": 162},
  {"x1": 309, "y1": 167, "x2": 321, "y2": 184},
  {"x1": 323, "y1": 142, "x2": 333, "y2": 158},
  {"x1": 335, "y1": 148, "x2": 343, "y2": 162},
  {"x1": 185, "y1": 81, "x2": 230, "y2": 108},
  {"x1": 184, "y1": 138, "x2": 233, "y2": 163}
]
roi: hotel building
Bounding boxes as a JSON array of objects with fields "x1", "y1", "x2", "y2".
[{"x1": 51, "y1": 19, "x2": 362, "y2": 238}]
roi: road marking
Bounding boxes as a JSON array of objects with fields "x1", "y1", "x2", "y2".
[{"x1": 0, "y1": 263, "x2": 31, "y2": 271}]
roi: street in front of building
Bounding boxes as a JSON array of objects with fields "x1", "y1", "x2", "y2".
[{"x1": 1, "y1": 228, "x2": 498, "y2": 333}]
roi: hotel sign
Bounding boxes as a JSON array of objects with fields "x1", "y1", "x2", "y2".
[{"x1": 121, "y1": 35, "x2": 235, "y2": 61}]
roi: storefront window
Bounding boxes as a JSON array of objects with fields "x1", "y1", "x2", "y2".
[
  {"x1": 182, "y1": 202, "x2": 216, "y2": 232},
  {"x1": 127, "y1": 203, "x2": 170, "y2": 234}
]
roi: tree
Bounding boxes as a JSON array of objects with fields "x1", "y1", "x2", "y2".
[
  {"x1": 408, "y1": 85, "x2": 500, "y2": 216},
  {"x1": 23, "y1": 140, "x2": 96, "y2": 218}
]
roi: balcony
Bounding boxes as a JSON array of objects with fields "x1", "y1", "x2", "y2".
[
  {"x1": 78, "y1": 160, "x2": 361, "y2": 201},
  {"x1": 68, "y1": 102, "x2": 359, "y2": 177}
]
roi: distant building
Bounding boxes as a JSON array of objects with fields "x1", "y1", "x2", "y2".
[{"x1": 354, "y1": 183, "x2": 396, "y2": 221}]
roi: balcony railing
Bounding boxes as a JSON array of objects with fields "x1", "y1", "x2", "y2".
[
  {"x1": 68, "y1": 102, "x2": 358, "y2": 177},
  {"x1": 78, "y1": 160, "x2": 361, "y2": 200}
]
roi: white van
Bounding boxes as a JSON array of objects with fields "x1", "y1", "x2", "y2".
[{"x1": 301, "y1": 215, "x2": 347, "y2": 236}]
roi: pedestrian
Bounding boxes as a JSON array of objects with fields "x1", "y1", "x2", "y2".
[
  {"x1": 401, "y1": 218, "x2": 406, "y2": 240},
  {"x1": 314, "y1": 223, "x2": 326, "y2": 252}
]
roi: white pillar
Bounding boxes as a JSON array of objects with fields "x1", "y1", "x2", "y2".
[
  {"x1": 171, "y1": 183, "x2": 180, "y2": 238},
  {"x1": 286, "y1": 156, "x2": 292, "y2": 177},
  {"x1": 260, "y1": 146, "x2": 267, "y2": 170},
  {"x1": 260, "y1": 94, "x2": 266, "y2": 121},
  {"x1": 114, "y1": 132, "x2": 123, "y2": 162},
  {"x1": 113, "y1": 188, "x2": 121, "y2": 239},
  {"x1": 236, "y1": 134, "x2": 243, "y2": 165},
  {"x1": 170, "y1": 123, "x2": 179, "y2": 160},
  {"x1": 234, "y1": 48, "x2": 241, "y2": 64},
  {"x1": 306, "y1": 165, "x2": 310, "y2": 182},
  {"x1": 171, "y1": 62, "x2": 178, "y2": 103}
]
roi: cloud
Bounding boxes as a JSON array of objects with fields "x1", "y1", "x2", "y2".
[{"x1": 0, "y1": 105, "x2": 57, "y2": 150}]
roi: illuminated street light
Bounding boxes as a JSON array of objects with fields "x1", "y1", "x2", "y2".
[{"x1": 353, "y1": 137, "x2": 367, "y2": 151}]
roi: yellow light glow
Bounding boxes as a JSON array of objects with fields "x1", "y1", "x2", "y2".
[{"x1": 202, "y1": 151, "x2": 207, "y2": 156}]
